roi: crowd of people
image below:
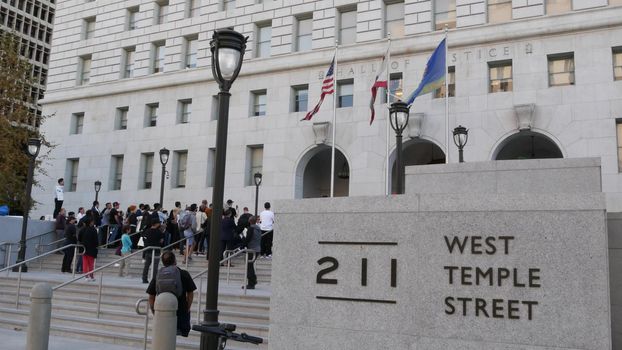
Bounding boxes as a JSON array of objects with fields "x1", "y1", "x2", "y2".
[{"x1": 52, "y1": 179, "x2": 275, "y2": 287}]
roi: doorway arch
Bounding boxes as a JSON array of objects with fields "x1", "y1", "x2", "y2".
[
  {"x1": 294, "y1": 145, "x2": 350, "y2": 199},
  {"x1": 389, "y1": 138, "x2": 446, "y2": 194},
  {"x1": 493, "y1": 130, "x2": 563, "y2": 160}
]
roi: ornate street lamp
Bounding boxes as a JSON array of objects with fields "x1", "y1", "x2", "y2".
[
  {"x1": 253, "y1": 172, "x2": 262, "y2": 217},
  {"x1": 198, "y1": 28, "x2": 247, "y2": 350},
  {"x1": 94, "y1": 180, "x2": 101, "y2": 203},
  {"x1": 13, "y1": 138, "x2": 41, "y2": 273},
  {"x1": 453, "y1": 125, "x2": 469, "y2": 163},
  {"x1": 158, "y1": 147, "x2": 169, "y2": 206},
  {"x1": 389, "y1": 101, "x2": 410, "y2": 195}
]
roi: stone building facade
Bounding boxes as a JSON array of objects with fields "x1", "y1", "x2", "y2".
[
  {"x1": 0, "y1": 0, "x2": 56, "y2": 121},
  {"x1": 32, "y1": 0, "x2": 622, "y2": 216}
]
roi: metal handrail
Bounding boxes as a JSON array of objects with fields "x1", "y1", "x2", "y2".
[
  {"x1": 52, "y1": 230, "x2": 202, "y2": 318},
  {"x1": 0, "y1": 230, "x2": 57, "y2": 268},
  {"x1": 193, "y1": 248, "x2": 258, "y2": 321},
  {"x1": 35, "y1": 237, "x2": 67, "y2": 271},
  {"x1": 135, "y1": 298, "x2": 150, "y2": 350},
  {"x1": 0, "y1": 243, "x2": 85, "y2": 309}
]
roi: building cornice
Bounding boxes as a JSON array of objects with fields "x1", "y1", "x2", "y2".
[{"x1": 40, "y1": 6, "x2": 622, "y2": 105}]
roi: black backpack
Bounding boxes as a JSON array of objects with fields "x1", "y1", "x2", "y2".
[{"x1": 156, "y1": 266, "x2": 183, "y2": 297}]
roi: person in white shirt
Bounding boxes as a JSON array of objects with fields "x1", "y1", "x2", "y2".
[
  {"x1": 259, "y1": 202, "x2": 275, "y2": 258},
  {"x1": 54, "y1": 178, "x2": 64, "y2": 218}
]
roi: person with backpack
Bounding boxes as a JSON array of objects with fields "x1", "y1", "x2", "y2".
[
  {"x1": 180, "y1": 204, "x2": 197, "y2": 264},
  {"x1": 142, "y1": 218, "x2": 164, "y2": 283},
  {"x1": 146, "y1": 251, "x2": 197, "y2": 337}
]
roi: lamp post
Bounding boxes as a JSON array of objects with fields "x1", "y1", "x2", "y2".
[
  {"x1": 453, "y1": 125, "x2": 469, "y2": 163},
  {"x1": 158, "y1": 148, "x2": 169, "y2": 206},
  {"x1": 94, "y1": 180, "x2": 101, "y2": 203},
  {"x1": 253, "y1": 172, "x2": 262, "y2": 216},
  {"x1": 201, "y1": 28, "x2": 247, "y2": 350},
  {"x1": 12, "y1": 138, "x2": 41, "y2": 273},
  {"x1": 389, "y1": 101, "x2": 410, "y2": 195}
]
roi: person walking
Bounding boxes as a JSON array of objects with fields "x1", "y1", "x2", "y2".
[
  {"x1": 146, "y1": 251, "x2": 197, "y2": 337},
  {"x1": 142, "y1": 218, "x2": 163, "y2": 283},
  {"x1": 55, "y1": 208, "x2": 66, "y2": 251},
  {"x1": 61, "y1": 216, "x2": 77, "y2": 273},
  {"x1": 119, "y1": 225, "x2": 133, "y2": 277},
  {"x1": 180, "y1": 204, "x2": 197, "y2": 264},
  {"x1": 79, "y1": 217, "x2": 98, "y2": 281},
  {"x1": 53, "y1": 178, "x2": 64, "y2": 219},
  {"x1": 259, "y1": 202, "x2": 275, "y2": 258},
  {"x1": 195, "y1": 205, "x2": 207, "y2": 256},
  {"x1": 167, "y1": 208, "x2": 180, "y2": 252},
  {"x1": 220, "y1": 208, "x2": 237, "y2": 264},
  {"x1": 243, "y1": 216, "x2": 262, "y2": 289}
]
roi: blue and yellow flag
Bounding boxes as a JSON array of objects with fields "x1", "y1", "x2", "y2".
[{"x1": 406, "y1": 39, "x2": 446, "y2": 105}]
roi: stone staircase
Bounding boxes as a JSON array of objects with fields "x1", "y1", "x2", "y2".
[{"x1": 0, "y1": 248, "x2": 271, "y2": 349}]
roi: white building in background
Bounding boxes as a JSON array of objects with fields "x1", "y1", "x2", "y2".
[
  {"x1": 32, "y1": 0, "x2": 622, "y2": 217},
  {"x1": 0, "y1": 0, "x2": 56, "y2": 122}
]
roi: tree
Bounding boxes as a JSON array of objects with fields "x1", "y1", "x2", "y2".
[{"x1": 0, "y1": 31, "x2": 51, "y2": 215}]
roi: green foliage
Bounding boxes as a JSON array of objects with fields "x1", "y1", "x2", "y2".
[{"x1": 0, "y1": 32, "x2": 52, "y2": 214}]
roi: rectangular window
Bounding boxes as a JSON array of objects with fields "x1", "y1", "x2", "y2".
[
  {"x1": 79, "y1": 55, "x2": 91, "y2": 85},
  {"x1": 256, "y1": 23, "x2": 271, "y2": 58},
  {"x1": 339, "y1": 8, "x2": 356, "y2": 45},
  {"x1": 337, "y1": 79, "x2": 354, "y2": 108},
  {"x1": 156, "y1": 0, "x2": 169, "y2": 24},
  {"x1": 385, "y1": 1, "x2": 404, "y2": 38},
  {"x1": 84, "y1": 17, "x2": 95, "y2": 39},
  {"x1": 185, "y1": 37, "x2": 198, "y2": 68},
  {"x1": 141, "y1": 153, "x2": 154, "y2": 189},
  {"x1": 127, "y1": 7, "x2": 139, "y2": 30},
  {"x1": 389, "y1": 72, "x2": 403, "y2": 103},
  {"x1": 178, "y1": 99, "x2": 192, "y2": 123},
  {"x1": 206, "y1": 148, "x2": 216, "y2": 186},
  {"x1": 71, "y1": 112, "x2": 84, "y2": 134},
  {"x1": 546, "y1": 0, "x2": 572, "y2": 15},
  {"x1": 548, "y1": 53, "x2": 575, "y2": 87},
  {"x1": 292, "y1": 85, "x2": 308, "y2": 112},
  {"x1": 489, "y1": 60, "x2": 513, "y2": 93},
  {"x1": 111, "y1": 155, "x2": 123, "y2": 190},
  {"x1": 613, "y1": 47, "x2": 622, "y2": 81},
  {"x1": 115, "y1": 107, "x2": 128, "y2": 130},
  {"x1": 153, "y1": 42, "x2": 165, "y2": 73},
  {"x1": 175, "y1": 151, "x2": 188, "y2": 188},
  {"x1": 210, "y1": 95, "x2": 219, "y2": 121},
  {"x1": 246, "y1": 145, "x2": 263, "y2": 186},
  {"x1": 146, "y1": 103, "x2": 159, "y2": 127},
  {"x1": 67, "y1": 159, "x2": 79, "y2": 192},
  {"x1": 123, "y1": 47, "x2": 135, "y2": 78},
  {"x1": 223, "y1": 0, "x2": 235, "y2": 11},
  {"x1": 251, "y1": 90, "x2": 267, "y2": 116},
  {"x1": 434, "y1": 66, "x2": 456, "y2": 98},
  {"x1": 488, "y1": 0, "x2": 512, "y2": 24},
  {"x1": 295, "y1": 16, "x2": 312, "y2": 52},
  {"x1": 435, "y1": 0, "x2": 456, "y2": 31},
  {"x1": 188, "y1": 0, "x2": 200, "y2": 17}
]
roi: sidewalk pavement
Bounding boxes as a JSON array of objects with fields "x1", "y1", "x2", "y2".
[{"x1": 0, "y1": 327, "x2": 140, "y2": 350}]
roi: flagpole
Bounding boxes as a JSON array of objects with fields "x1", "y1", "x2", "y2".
[
  {"x1": 444, "y1": 25, "x2": 449, "y2": 164},
  {"x1": 385, "y1": 34, "x2": 391, "y2": 196},
  {"x1": 330, "y1": 40, "x2": 338, "y2": 197}
]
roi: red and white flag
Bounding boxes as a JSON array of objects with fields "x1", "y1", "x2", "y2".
[
  {"x1": 369, "y1": 48, "x2": 390, "y2": 125},
  {"x1": 302, "y1": 56, "x2": 335, "y2": 121}
]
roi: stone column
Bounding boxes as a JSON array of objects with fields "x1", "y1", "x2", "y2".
[
  {"x1": 152, "y1": 292, "x2": 178, "y2": 350},
  {"x1": 26, "y1": 283, "x2": 52, "y2": 350}
]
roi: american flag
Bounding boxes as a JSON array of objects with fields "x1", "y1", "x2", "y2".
[{"x1": 302, "y1": 56, "x2": 335, "y2": 121}]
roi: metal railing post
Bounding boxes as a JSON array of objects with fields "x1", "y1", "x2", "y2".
[
  {"x1": 135, "y1": 298, "x2": 149, "y2": 350},
  {"x1": 226, "y1": 251, "x2": 231, "y2": 284},
  {"x1": 196, "y1": 275, "x2": 203, "y2": 321},
  {"x1": 243, "y1": 251, "x2": 249, "y2": 295},
  {"x1": 96, "y1": 272, "x2": 104, "y2": 318},
  {"x1": 6, "y1": 245, "x2": 12, "y2": 276},
  {"x1": 150, "y1": 248, "x2": 156, "y2": 281},
  {"x1": 16, "y1": 264, "x2": 22, "y2": 309},
  {"x1": 72, "y1": 246, "x2": 78, "y2": 278}
]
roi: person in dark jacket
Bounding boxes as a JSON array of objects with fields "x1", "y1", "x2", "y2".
[
  {"x1": 61, "y1": 216, "x2": 78, "y2": 273},
  {"x1": 243, "y1": 216, "x2": 262, "y2": 289},
  {"x1": 79, "y1": 217, "x2": 99, "y2": 281},
  {"x1": 220, "y1": 209, "x2": 237, "y2": 264},
  {"x1": 236, "y1": 207, "x2": 252, "y2": 235},
  {"x1": 142, "y1": 218, "x2": 163, "y2": 283}
]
